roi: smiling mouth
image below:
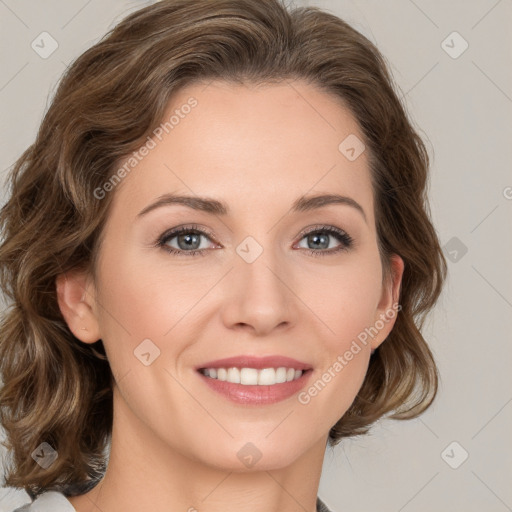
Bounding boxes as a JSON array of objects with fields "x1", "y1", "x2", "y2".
[{"x1": 198, "y1": 367, "x2": 309, "y2": 386}]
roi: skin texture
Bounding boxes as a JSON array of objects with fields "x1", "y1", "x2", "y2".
[{"x1": 56, "y1": 80, "x2": 404, "y2": 512}]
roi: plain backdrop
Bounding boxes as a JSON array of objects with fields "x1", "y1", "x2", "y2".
[{"x1": 0, "y1": 1, "x2": 511, "y2": 511}]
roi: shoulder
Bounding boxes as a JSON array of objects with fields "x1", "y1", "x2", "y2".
[
  {"x1": 15, "y1": 492, "x2": 329, "y2": 512},
  {"x1": 12, "y1": 491, "x2": 76, "y2": 512},
  {"x1": 317, "y1": 496, "x2": 335, "y2": 512}
]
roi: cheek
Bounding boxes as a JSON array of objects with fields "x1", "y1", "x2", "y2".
[
  {"x1": 94, "y1": 251, "x2": 211, "y2": 368},
  {"x1": 96, "y1": 246, "x2": 189, "y2": 331},
  {"x1": 296, "y1": 257, "x2": 381, "y2": 417},
  {"x1": 302, "y1": 256, "x2": 383, "y2": 348},
  {"x1": 299, "y1": 272, "x2": 377, "y2": 428}
]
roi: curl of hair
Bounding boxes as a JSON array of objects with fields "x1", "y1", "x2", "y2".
[{"x1": 0, "y1": 0, "x2": 447, "y2": 498}]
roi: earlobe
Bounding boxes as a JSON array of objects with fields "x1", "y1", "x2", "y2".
[
  {"x1": 55, "y1": 271, "x2": 101, "y2": 344},
  {"x1": 371, "y1": 254, "x2": 405, "y2": 350}
]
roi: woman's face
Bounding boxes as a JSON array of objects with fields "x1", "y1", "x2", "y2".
[{"x1": 70, "y1": 80, "x2": 403, "y2": 470}]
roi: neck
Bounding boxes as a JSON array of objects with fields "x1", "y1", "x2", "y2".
[{"x1": 68, "y1": 385, "x2": 327, "y2": 512}]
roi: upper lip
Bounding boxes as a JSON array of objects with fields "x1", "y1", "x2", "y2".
[{"x1": 196, "y1": 355, "x2": 313, "y2": 371}]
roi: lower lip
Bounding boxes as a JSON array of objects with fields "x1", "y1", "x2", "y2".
[{"x1": 197, "y1": 369, "x2": 313, "y2": 405}]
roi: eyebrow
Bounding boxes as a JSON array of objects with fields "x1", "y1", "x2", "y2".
[{"x1": 137, "y1": 192, "x2": 367, "y2": 223}]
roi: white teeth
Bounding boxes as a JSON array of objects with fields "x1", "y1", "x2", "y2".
[
  {"x1": 227, "y1": 367, "x2": 240, "y2": 383},
  {"x1": 258, "y1": 368, "x2": 275, "y2": 385},
  {"x1": 201, "y1": 366, "x2": 305, "y2": 385},
  {"x1": 241, "y1": 368, "x2": 258, "y2": 385},
  {"x1": 275, "y1": 367, "x2": 287, "y2": 383}
]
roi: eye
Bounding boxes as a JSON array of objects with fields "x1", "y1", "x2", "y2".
[
  {"x1": 155, "y1": 224, "x2": 354, "y2": 257},
  {"x1": 156, "y1": 224, "x2": 217, "y2": 257},
  {"x1": 295, "y1": 225, "x2": 354, "y2": 257}
]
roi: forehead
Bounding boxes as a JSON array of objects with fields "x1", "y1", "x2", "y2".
[{"x1": 110, "y1": 80, "x2": 374, "y2": 223}]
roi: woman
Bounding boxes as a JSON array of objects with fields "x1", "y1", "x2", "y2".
[{"x1": 0, "y1": 0, "x2": 447, "y2": 511}]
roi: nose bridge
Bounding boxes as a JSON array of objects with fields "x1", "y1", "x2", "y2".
[{"x1": 221, "y1": 233, "x2": 295, "y2": 334}]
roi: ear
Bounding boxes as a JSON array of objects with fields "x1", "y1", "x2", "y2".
[
  {"x1": 55, "y1": 270, "x2": 101, "y2": 344},
  {"x1": 371, "y1": 253, "x2": 404, "y2": 351}
]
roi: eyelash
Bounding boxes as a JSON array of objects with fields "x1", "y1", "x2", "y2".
[{"x1": 155, "y1": 223, "x2": 354, "y2": 258}]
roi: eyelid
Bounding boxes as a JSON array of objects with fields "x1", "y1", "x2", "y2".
[
  {"x1": 297, "y1": 224, "x2": 349, "y2": 238},
  {"x1": 293, "y1": 224, "x2": 354, "y2": 253},
  {"x1": 156, "y1": 223, "x2": 218, "y2": 246}
]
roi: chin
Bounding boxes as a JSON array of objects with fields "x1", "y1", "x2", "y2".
[{"x1": 191, "y1": 434, "x2": 312, "y2": 472}]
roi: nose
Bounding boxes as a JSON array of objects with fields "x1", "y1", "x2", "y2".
[{"x1": 220, "y1": 250, "x2": 297, "y2": 337}]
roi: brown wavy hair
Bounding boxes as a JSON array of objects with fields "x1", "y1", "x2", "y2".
[{"x1": 0, "y1": 0, "x2": 447, "y2": 499}]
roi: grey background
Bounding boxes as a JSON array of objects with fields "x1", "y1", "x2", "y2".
[{"x1": 0, "y1": 0, "x2": 511, "y2": 511}]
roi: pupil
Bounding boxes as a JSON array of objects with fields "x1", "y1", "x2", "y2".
[
  {"x1": 310, "y1": 233, "x2": 328, "y2": 249},
  {"x1": 179, "y1": 233, "x2": 200, "y2": 250}
]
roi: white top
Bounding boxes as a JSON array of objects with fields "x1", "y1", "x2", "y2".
[
  {"x1": 12, "y1": 491, "x2": 75, "y2": 511},
  {"x1": 14, "y1": 491, "x2": 333, "y2": 512}
]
